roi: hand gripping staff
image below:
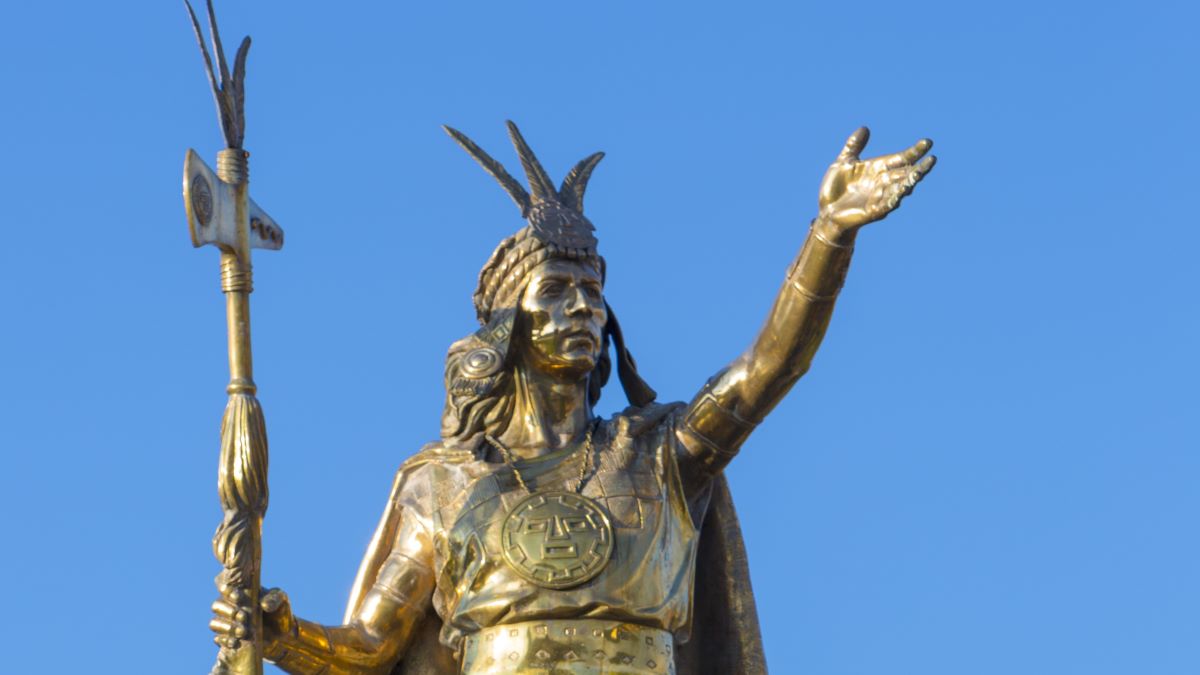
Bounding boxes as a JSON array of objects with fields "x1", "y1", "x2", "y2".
[{"x1": 181, "y1": 2, "x2": 283, "y2": 673}]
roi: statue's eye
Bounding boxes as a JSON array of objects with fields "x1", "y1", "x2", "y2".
[
  {"x1": 538, "y1": 282, "x2": 563, "y2": 297},
  {"x1": 583, "y1": 284, "x2": 602, "y2": 300}
]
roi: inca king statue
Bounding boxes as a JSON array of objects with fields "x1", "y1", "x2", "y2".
[{"x1": 186, "y1": 5, "x2": 937, "y2": 675}]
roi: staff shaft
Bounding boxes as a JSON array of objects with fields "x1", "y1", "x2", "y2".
[
  {"x1": 222, "y1": 255, "x2": 255, "y2": 390},
  {"x1": 211, "y1": 152, "x2": 268, "y2": 675}
]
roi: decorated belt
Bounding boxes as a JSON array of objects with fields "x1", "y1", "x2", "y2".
[{"x1": 460, "y1": 619, "x2": 675, "y2": 675}]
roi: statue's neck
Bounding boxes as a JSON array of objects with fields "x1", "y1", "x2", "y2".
[{"x1": 495, "y1": 366, "x2": 592, "y2": 460}]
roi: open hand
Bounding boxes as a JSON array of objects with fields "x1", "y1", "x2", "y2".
[{"x1": 817, "y1": 127, "x2": 936, "y2": 234}]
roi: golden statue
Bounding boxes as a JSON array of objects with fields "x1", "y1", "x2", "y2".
[{"x1": 185, "y1": 5, "x2": 936, "y2": 674}]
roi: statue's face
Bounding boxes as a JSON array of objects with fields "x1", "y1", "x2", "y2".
[{"x1": 519, "y1": 258, "x2": 607, "y2": 378}]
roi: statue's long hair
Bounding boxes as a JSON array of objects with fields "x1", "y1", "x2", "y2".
[{"x1": 439, "y1": 308, "x2": 612, "y2": 449}]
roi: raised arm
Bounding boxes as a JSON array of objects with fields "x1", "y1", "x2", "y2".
[
  {"x1": 210, "y1": 514, "x2": 434, "y2": 675},
  {"x1": 677, "y1": 128, "x2": 936, "y2": 476}
]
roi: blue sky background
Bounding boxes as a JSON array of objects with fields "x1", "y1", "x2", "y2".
[{"x1": 1, "y1": 1, "x2": 1196, "y2": 673}]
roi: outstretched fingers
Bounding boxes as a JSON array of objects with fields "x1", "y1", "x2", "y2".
[
  {"x1": 879, "y1": 154, "x2": 936, "y2": 186},
  {"x1": 883, "y1": 155, "x2": 937, "y2": 210},
  {"x1": 836, "y1": 127, "x2": 871, "y2": 162},
  {"x1": 881, "y1": 138, "x2": 934, "y2": 169}
]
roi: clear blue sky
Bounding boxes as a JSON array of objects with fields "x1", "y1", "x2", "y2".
[{"x1": 1, "y1": 1, "x2": 1196, "y2": 673}]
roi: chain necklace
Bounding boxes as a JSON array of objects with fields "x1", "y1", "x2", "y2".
[
  {"x1": 488, "y1": 419, "x2": 614, "y2": 589},
  {"x1": 486, "y1": 419, "x2": 599, "y2": 495}
]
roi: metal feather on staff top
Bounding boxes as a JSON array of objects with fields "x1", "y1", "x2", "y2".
[{"x1": 181, "y1": 2, "x2": 283, "y2": 674}]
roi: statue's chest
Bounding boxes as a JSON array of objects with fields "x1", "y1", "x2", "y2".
[{"x1": 431, "y1": 445, "x2": 665, "y2": 588}]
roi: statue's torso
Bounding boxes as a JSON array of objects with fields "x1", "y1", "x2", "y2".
[{"x1": 403, "y1": 405, "x2": 703, "y2": 670}]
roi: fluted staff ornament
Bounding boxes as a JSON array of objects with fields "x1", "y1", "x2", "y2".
[{"x1": 181, "y1": 2, "x2": 283, "y2": 673}]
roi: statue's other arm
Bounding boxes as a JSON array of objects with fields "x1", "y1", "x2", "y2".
[
  {"x1": 676, "y1": 128, "x2": 936, "y2": 477},
  {"x1": 211, "y1": 515, "x2": 435, "y2": 675},
  {"x1": 265, "y1": 545, "x2": 434, "y2": 675}
]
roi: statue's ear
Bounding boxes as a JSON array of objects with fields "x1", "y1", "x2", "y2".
[{"x1": 605, "y1": 303, "x2": 656, "y2": 407}]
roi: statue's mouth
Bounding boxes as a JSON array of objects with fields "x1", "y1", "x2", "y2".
[{"x1": 561, "y1": 328, "x2": 599, "y2": 348}]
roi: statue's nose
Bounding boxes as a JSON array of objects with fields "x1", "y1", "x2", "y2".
[{"x1": 564, "y1": 286, "x2": 590, "y2": 316}]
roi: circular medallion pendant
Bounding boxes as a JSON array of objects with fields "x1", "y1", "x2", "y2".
[{"x1": 501, "y1": 491, "x2": 614, "y2": 589}]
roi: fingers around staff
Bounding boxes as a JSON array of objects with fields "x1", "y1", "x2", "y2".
[
  {"x1": 212, "y1": 599, "x2": 249, "y2": 623},
  {"x1": 209, "y1": 616, "x2": 249, "y2": 638},
  {"x1": 214, "y1": 634, "x2": 242, "y2": 650},
  {"x1": 836, "y1": 126, "x2": 871, "y2": 162},
  {"x1": 218, "y1": 582, "x2": 248, "y2": 607},
  {"x1": 882, "y1": 138, "x2": 934, "y2": 169}
]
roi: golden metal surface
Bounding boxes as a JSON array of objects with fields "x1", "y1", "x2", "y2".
[
  {"x1": 190, "y1": 93, "x2": 936, "y2": 671},
  {"x1": 500, "y1": 491, "x2": 615, "y2": 589},
  {"x1": 460, "y1": 620, "x2": 674, "y2": 675}
]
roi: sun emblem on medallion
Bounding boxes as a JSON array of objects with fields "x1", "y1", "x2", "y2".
[{"x1": 501, "y1": 491, "x2": 614, "y2": 589}]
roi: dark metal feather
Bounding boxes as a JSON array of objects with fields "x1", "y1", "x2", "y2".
[
  {"x1": 205, "y1": 0, "x2": 231, "y2": 85},
  {"x1": 184, "y1": 1, "x2": 220, "y2": 111},
  {"x1": 505, "y1": 121, "x2": 557, "y2": 204},
  {"x1": 231, "y1": 36, "x2": 251, "y2": 145},
  {"x1": 184, "y1": 0, "x2": 249, "y2": 149},
  {"x1": 559, "y1": 152, "x2": 604, "y2": 212},
  {"x1": 443, "y1": 125, "x2": 531, "y2": 216}
]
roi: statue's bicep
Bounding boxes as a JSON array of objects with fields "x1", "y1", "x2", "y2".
[
  {"x1": 676, "y1": 368, "x2": 759, "y2": 477},
  {"x1": 356, "y1": 510, "x2": 436, "y2": 640}
]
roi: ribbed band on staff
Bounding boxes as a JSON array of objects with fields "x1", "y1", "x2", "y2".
[
  {"x1": 221, "y1": 256, "x2": 253, "y2": 294},
  {"x1": 216, "y1": 148, "x2": 249, "y2": 185}
]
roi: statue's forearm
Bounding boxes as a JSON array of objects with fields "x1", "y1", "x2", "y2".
[
  {"x1": 265, "y1": 618, "x2": 395, "y2": 675},
  {"x1": 737, "y1": 219, "x2": 856, "y2": 412},
  {"x1": 267, "y1": 551, "x2": 434, "y2": 675},
  {"x1": 679, "y1": 219, "x2": 856, "y2": 472}
]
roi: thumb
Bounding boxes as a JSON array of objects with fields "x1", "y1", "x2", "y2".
[
  {"x1": 260, "y1": 588, "x2": 288, "y2": 613},
  {"x1": 836, "y1": 126, "x2": 870, "y2": 162}
]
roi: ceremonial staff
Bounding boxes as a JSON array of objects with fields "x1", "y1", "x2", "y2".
[{"x1": 181, "y1": 2, "x2": 283, "y2": 673}]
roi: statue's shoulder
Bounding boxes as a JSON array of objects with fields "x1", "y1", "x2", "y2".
[
  {"x1": 607, "y1": 401, "x2": 687, "y2": 440},
  {"x1": 384, "y1": 441, "x2": 479, "y2": 513},
  {"x1": 400, "y1": 441, "x2": 479, "y2": 473}
]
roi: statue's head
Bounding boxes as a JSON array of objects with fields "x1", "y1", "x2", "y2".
[{"x1": 439, "y1": 122, "x2": 655, "y2": 446}]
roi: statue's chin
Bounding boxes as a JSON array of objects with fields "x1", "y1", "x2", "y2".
[{"x1": 528, "y1": 353, "x2": 597, "y2": 382}]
